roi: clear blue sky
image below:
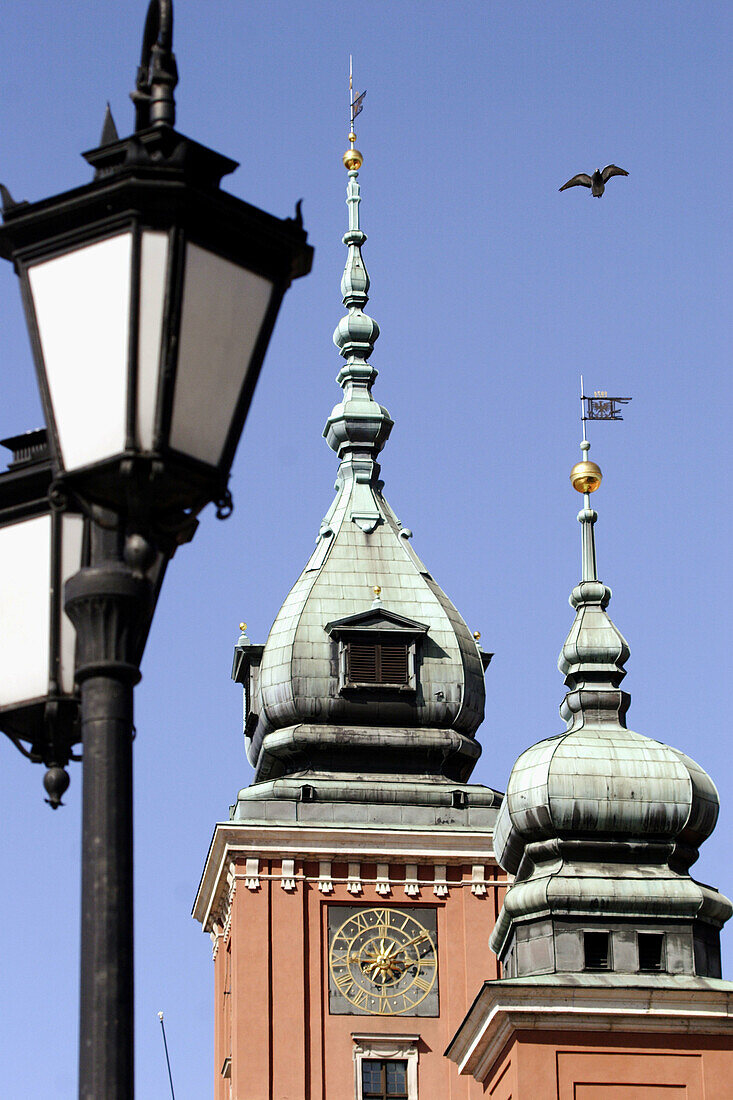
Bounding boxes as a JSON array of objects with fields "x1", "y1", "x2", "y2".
[{"x1": 0, "y1": 1, "x2": 730, "y2": 1096}]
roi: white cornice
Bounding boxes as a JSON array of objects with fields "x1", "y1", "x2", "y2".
[
  {"x1": 445, "y1": 979, "x2": 733, "y2": 1081},
  {"x1": 192, "y1": 821, "x2": 497, "y2": 932}
]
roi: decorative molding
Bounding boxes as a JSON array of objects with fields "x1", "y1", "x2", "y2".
[
  {"x1": 445, "y1": 979, "x2": 733, "y2": 1082},
  {"x1": 193, "y1": 823, "x2": 501, "y2": 933},
  {"x1": 244, "y1": 857, "x2": 260, "y2": 891},
  {"x1": 64, "y1": 562, "x2": 152, "y2": 684},
  {"x1": 433, "y1": 864, "x2": 449, "y2": 897},
  {"x1": 352, "y1": 1033, "x2": 419, "y2": 1100},
  {"x1": 376, "y1": 863, "x2": 392, "y2": 896},
  {"x1": 471, "y1": 864, "x2": 487, "y2": 896},
  {"x1": 210, "y1": 920, "x2": 222, "y2": 958},
  {"x1": 318, "y1": 861, "x2": 334, "y2": 894},
  {"x1": 210, "y1": 861, "x2": 238, "y2": 957},
  {"x1": 404, "y1": 864, "x2": 420, "y2": 897},
  {"x1": 281, "y1": 858, "x2": 297, "y2": 891},
  {"x1": 347, "y1": 862, "x2": 363, "y2": 895}
]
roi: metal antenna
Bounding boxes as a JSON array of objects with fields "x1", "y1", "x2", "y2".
[
  {"x1": 158, "y1": 1011, "x2": 176, "y2": 1100},
  {"x1": 580, "y1": 373, "x2": 588, "y2": 446}
]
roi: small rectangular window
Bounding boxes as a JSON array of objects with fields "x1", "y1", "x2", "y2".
[
  {"x1": 638, "y1": 932, "x2": 665, "y2": 972},
  {"x1": 584, "y1": 931, "x2": 611, "y2": 970},
  {"x1": 347, "y1": 642, "x2": 409, "y2": 685},
  {"x1": 362, "y1": 1059, "x2": 408, "y2": 1099}
]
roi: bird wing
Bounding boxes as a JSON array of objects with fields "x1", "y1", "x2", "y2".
[
  {"x1": 559, "y1": 173, "x2": 592, "y2": 191},
  {"x1": 601, "y1": 164, "x2": 629, "y2": 182}
]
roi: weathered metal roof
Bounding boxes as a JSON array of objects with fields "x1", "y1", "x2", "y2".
[
  {"x1": 239, "y1": 157, "x2": 494, "y2": 804},
  {"x1": 490, "y1": 450, "x2": 732, "y2": 968}
]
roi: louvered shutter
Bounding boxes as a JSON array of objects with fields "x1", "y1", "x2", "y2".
[
  {"x1": 379, "y1": 645, "x2": 409, "y2": 684},
  {"x1": 348, "y1": 643, "x2": 379, "y2": 683},
  {"x1": 347, "y1": 641, "x2": 409, "y2": 684}
]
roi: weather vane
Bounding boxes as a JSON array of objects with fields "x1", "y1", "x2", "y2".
[
  {"x1": 348, "y1": 56, "x2": 366, "y2": 149},
  {"x1": 344, "y1": 57, "x2": 366, "y2": 171},
  {"x1": 580, "y1": 375, "x2": 631, "y2": 441}
]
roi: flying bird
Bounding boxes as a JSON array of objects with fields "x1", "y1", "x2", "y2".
[{"x1": 559, "y1": 165, "x2": 629, "y2": 197}]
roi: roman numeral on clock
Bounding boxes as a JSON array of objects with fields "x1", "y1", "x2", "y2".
[{"x1": 333, "y1": 971, "x2": 352, "y2": 993}]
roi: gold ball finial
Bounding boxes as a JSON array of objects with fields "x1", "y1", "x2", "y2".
[
  {"x1": 570, "y1": 460, "x2": 603, "y2": 494},
  {"x1": 348, "y1": 131, "x2": 357, "y2": 142},
  {"x1": 343, "y1": 147, "x2": 364, "y2": 170},
  {"x1": 239, "y1": 622, "x2": 247, "y2": 632},
  {"x1": 473, "y1": 631, "x2": 481, "y2": 640},
  {"x1": 373, "y1": 585, "x2": 382, "y2": 597}
]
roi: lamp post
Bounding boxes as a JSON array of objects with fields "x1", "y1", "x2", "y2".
[
  {"x1": 0, "y1": 3, "x2": 312, "y2": 1096},
  {"x1": 0, "y1": 429, "x2": 86, "y2": 807}
]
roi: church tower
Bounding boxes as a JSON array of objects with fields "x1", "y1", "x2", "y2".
[
  {"x1": 447, "y1": 438, "x2": 733, "y2": 1095},
  {"x1": 193, "y1": 126, "x2": 507, "y2": 1097}
]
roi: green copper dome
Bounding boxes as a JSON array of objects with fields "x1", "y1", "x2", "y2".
[
  {"x1": 490, "y1": 445, "x2": 731, "y2": 980},
  {"x1": 234, "y1": 155, "x2": 497, "y2": 818}
]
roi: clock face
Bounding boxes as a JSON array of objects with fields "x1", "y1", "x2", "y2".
[{"x1": 328, "y1": 906, "x2": 438, "y2": 1016}]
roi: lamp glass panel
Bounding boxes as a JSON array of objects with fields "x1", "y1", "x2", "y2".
[
  {"x1": 0, "y1": 515, "x2": 51, "y2": 707},
  {"x1": 59, "y1": 515, "x2": 84, "y2": 693},
  {"x1": 28, "y1": 233, "x2": 132, "y2": 471},
  {"x1": 136, "y1": 231, "x2": 169, "y2": 451},
  {"x1": 169, "y1": 243, "x2": 273, "y2": 466}
]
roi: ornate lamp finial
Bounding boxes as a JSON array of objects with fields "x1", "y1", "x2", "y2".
[{"x1": 130, "y1": 0, "x2": 178, "y2": 131}]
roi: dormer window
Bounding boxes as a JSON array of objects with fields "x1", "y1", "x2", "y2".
[
  {"x1": 231, "y1": 639, "x2": 264, "y2": 738},
  {"x1": 326, "y1": 607, "x2": 428, "y2": 695}
]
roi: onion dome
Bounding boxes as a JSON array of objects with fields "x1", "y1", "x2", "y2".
[
  {"x1": 490, "y1": 439, "x2": 731, "y2": 980},
  {"x1": 232, "y1": 133, "x2": 498, "y2": 816}
]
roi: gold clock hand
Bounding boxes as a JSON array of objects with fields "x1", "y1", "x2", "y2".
[{"x1": 395, "y1": 930, "x2": 432, "y2": 953}]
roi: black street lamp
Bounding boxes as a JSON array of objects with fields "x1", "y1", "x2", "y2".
[
  {"x1": 0, "y1": 3, "x2": 312, "y2": 1097},
  {"x1": 1, "y1": 10, "x2": 310, "y2": 530},
  {"x1": 0, "y1": 430, "x2": 86, "y2": 807}
]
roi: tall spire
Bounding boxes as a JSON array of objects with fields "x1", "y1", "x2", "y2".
[
  {"x1": 490, "y1": 432, "x2": 731, "y2": 980},
  {"x1": 229, "y1": 67, "x2": 495, "y2": 806},
  {"x1": 323, "y1": 65, "x2": 393, "y2": 531},
  {"x1": 560, "y1": 435, "x2": 630, "y2": 733}
]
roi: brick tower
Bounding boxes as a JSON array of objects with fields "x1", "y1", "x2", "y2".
[{"x1": 193, "y1": 121, "x2": 508, "y2": 1097}]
